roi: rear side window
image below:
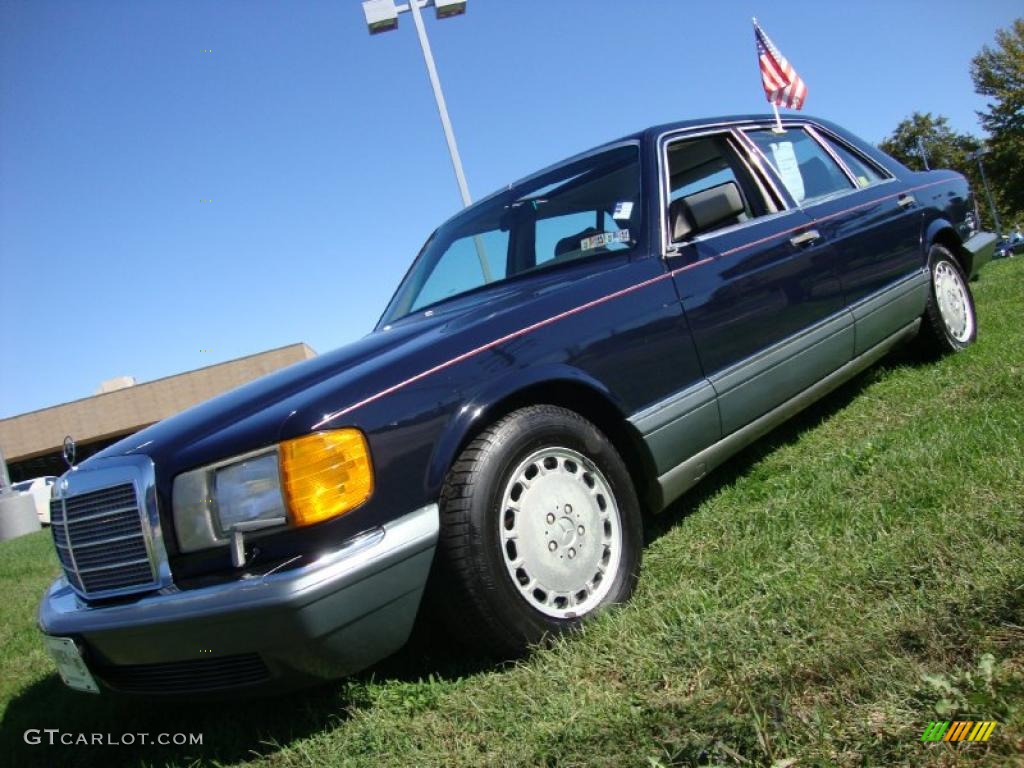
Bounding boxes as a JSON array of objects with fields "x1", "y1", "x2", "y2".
[
  {"x1": 664, "y1": 133, "x2": 779, "y2": 242},
  {"x1": 747, "y1": 128, "x2": 853, "y2": 204},
  {"x1": 818, "y1": 134, "x2": 887, "y2": 188}
]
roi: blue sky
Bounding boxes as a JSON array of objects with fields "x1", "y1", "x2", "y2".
[{"x1": 1, "y1": 0, "x2": 1018, "y2": 418}]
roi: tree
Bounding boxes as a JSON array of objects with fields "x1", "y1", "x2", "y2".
[
  {"x1": 877, "y1": 113, "x2": 1003, "y2": 229},
  {"x1": 878, "y1": 112, "x2": 981, "y2": 174},
  {"x1": 971, "y1": 18, "x2": 1024, "y2": 221}
]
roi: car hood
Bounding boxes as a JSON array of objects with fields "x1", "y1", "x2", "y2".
[
  {"x1": 87, "y1": 315, "x2": 450, "y2": 472},
  {"x1": 87, "y1": 267, "x2": 592, "y2": 474},
  {"x1": 89, "y1": 275, "x2": 543, "y2": 471}
]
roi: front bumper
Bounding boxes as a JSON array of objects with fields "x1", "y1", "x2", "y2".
[
  {"x1": 964, "y1": 231, "x2": 997, "y2": 278},
  {"x1": 39, "y1": 504, "x2": 438, "y2": 696}
]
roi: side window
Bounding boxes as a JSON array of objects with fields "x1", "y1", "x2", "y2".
[
  {"x1": 665, "y1": 133, "x2": 777, "y2": 242},
  {"x1": 412, "y1": 230, "x2": 509, "y2": 311},
  {"x1": 818, "y1": 134, "x2": 887, "y2": 188},
  {"x1": 747, "y1": 128, "x2": 854, "y2": 204}
]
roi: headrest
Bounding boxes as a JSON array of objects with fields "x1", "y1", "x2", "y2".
[
  {"x1": 686, "y1": 182, "x2": 745, "y2": 231},
  {"x1": 669, "y1": 198, "x2": 693, "y2": 242},
  {"x1": 669, "y1": 181, "x2": 745, "y2": 242}
]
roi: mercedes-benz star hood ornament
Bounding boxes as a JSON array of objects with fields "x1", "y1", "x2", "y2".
[{"x1": 62, "y1": 435, "x2": 76, "y2": 469}]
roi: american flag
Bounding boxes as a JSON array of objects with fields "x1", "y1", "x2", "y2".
[{"x1": 753, "y1": 19, "x2": 807, "y2": 110}]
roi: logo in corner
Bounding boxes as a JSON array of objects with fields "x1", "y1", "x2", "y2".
[
  {"x1": 921, "y1": 721, "x2": 997, "y2": 742},
  {"x1": 62, "y1": 435, "x2": 76, "y2": 469}
]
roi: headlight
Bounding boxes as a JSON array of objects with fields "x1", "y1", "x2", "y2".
[{"x1": 172, "y1": 429, "x2": 374, "y2": 553}]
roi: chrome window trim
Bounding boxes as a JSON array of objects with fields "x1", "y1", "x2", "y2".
[
  {"x1": 671, "y1": 208, "x2": 802, "y2": 251},
  {"x1": 804, "y1": 123, "x2": 861, "y2": 187},
  {"x1": 53, "y1": 454, "x2": 174, "y2": 600},
  {"x1": 729, "y1": 128, "x2": 787, "y2": 210},
  {"x1": 656, "y1": 123, "x2": 794, "y2": 258},
  {"x1": 807, "y1": 124, "x2": 894, "y2": 181}
]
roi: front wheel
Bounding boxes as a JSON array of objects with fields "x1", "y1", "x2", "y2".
[
  {"x1": 433, "y1": 405, "x2": 642, "y2": 659},
  {"x1": 917, "y1": 244, "x2": 978, "y2": 356}
]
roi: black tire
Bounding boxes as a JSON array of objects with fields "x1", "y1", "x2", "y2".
[
  {"x1": 432, "y1": 404, "x2": 642, "y2": 659},
  {"x1": 916, "y1": 244, "x2": 978, "y2": 357}
]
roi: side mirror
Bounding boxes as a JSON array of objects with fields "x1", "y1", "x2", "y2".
[{"x1": 670, "y1": 181, "x2": 747, "y2": 242}]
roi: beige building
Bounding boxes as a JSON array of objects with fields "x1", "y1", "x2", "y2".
[{"x1": 1, "y1": 343, "x2": 316, "y2": 482}]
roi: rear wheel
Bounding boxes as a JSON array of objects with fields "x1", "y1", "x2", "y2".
[
  {"x1": 433, "y1": 405, "x2": 642, "y2": 658},
  {"x1": 917, "y1": 244, "x2": 977, "y2": 356}
]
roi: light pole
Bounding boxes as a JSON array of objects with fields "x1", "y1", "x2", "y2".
[
  {"x1": 970, "y1": 149, "x2": 1002, "y2": 237},
  {"x1": 916, "y1": 137, "x2": 930, "y2": 171},
  {"x1": 362, "y1": 0, "x2": 491, "y2": 281}
]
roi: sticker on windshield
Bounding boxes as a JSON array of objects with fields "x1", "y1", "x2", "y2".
[
  {"x1": 612, "y1": 202, "x2": 634, "y2": 220},
  {"x1": 581, "y1": 229, "x2": 630, "y2": 251}
]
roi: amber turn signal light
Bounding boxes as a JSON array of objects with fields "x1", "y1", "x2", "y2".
[{"x1": 279, "y1": 430, "x2": 374, "y2": 526}]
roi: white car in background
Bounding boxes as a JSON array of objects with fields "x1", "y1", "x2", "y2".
[{"x1": 12, "y1": 477, "x2": 57, "y2": 525}]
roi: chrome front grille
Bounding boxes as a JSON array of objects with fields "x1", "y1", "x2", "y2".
[{"x1": 50, "y1": 462, "x2": 167, "y2": 599}]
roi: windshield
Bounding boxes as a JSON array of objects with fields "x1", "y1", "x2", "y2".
[{"x1": 380, "y1": 145, "x2": 642, "y2": 324}]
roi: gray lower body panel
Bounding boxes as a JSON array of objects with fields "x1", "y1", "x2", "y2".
[
  {"x1": 850, "y1": 269, "x2": 929, "y2": 356},
  {"x1": 655, "y1": 319, "x2": 921, "y2": 508},
  {"x1": 38, "y1": 504, "x2": 439, "y2": 696},
  {"x1": 711, "y1": 312, "x2": 855, "y2": 436},
  {"x1": 629, "y1": 381, "x2": 721, "y2": 475}
]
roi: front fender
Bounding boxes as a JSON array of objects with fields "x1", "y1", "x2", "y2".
[{"x1": 425, "y1": 363, "x2": 629, "y2": 495}]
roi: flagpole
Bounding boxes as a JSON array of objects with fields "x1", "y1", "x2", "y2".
[{"x1": 772, "y1": 102, "x2": 784, "y2": 133}]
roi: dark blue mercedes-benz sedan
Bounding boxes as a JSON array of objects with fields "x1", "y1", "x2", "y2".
[{"x1": 39, "y1": 115, "x2": 995, "y2": 696}]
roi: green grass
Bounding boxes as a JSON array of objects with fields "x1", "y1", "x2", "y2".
[{"x1": 2, "y1": 259, "x2": 1022, "y2": 768}]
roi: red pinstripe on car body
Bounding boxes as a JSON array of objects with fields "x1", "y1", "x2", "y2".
[{"x1": 315, "y1": 179, "x2": 948, "y2": 428}]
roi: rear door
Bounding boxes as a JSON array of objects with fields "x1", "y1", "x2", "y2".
[
  {"x1": 658, "y1": 127, "x2": 852, "y2": 440},
  {"x1": 744, "y1": 124, "x2": 927, "y2": 355}
]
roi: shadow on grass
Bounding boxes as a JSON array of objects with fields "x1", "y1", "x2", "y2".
[
  {"x1": 1, "y1": 346, "x2": 927, "y2": 768},
  {"x1": 1, "y1": 598, "x2": 496, "y2": 767}
]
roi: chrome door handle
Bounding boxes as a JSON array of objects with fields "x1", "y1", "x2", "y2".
[
  {"x1": 898, "y1": 193, "x2": 917, "y2": 208},
  {"x1": 790, "y1": 229, "x2": 821, "y2": 247}
]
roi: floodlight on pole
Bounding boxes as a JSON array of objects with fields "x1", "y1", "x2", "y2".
[
  {"x1": 363, "y1": 0, "x2": 399, "y2": 33},
  {"x1": 362, "y1": 0, "x2": 492, "y2": 281},
  {"x1": 361, "y1": 0, "x2": 473, "y2": 208},
  {"x1": 434, "y1": 0, "x2": 466, "y2": 20}
]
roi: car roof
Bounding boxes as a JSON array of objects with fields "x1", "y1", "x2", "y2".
[
  {"x1": 485, "y1": 113, "x2": 839, "y2": 202},
  {"x1": 439, "y1": 113, "x2": 850, "y2": 237}
]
